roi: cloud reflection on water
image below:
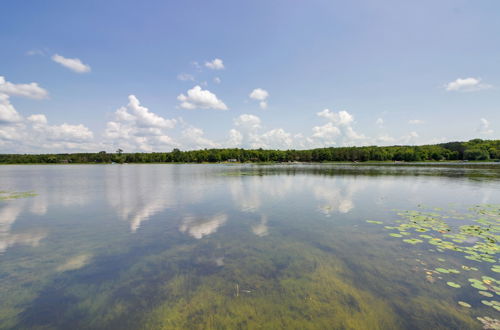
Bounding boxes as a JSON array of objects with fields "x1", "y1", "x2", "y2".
[{"x1": 179, "y1": 213, "x2": 228, "y2": 239}]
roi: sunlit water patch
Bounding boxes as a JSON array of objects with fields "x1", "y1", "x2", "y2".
[{"x1": 0, "y1": 164, "x2": 498, "y2": 329}]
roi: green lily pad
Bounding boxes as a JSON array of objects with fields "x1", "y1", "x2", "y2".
[
  {"x1": 435, "y1": 268, "x2": 450, "y2": 274},
  {"x1": 403, "y1": 238, "x2": 423, "y2": 245},
  {"x1": 366, "y1": 220, "x2": 383, "y2": 224},
  {"x1": 479, "y1": 291, "x2": 494, "y2": 297},
  {"x1": 457, "y1": 301, "x2": 471, "y2": 308},
  {"x1": 447, "y1": 282, "x2": 461, "y2": 288}
]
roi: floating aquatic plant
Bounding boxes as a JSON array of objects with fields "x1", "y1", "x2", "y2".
[
  {"x1": 457, "y1": 301, "x2": 471, "y2": 308},
  {"x1": 374, "y1": 204, "x2": 500, "y2": 328}
]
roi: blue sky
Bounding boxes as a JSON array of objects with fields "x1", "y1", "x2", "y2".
[{"x1": 1, "y1": 0, "x2": 499, "y2": 152}]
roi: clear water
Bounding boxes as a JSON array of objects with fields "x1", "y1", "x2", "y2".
[{"x1": 0, "y1": 164, "x2": 499, "y2": 329}]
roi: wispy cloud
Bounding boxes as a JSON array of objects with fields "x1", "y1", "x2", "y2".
[{"x1": 52, "y1": 54, "x2": 91, "y2": 73}]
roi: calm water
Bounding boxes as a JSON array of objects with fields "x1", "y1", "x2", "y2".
[{"x1": 0, "y1": 164, "x2": 499, "y2": 329}]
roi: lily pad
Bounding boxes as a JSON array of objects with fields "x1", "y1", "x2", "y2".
[
  {"x1": 457, "y1": 301, "x2": 471, "y2": 308},
  {"x1": 447, "y1": 282, "x2": 461, "y2": 288},
  {"x1": 479, "y1": 291, "x2": 494, "y2": 297},
  {"x1": 366, "y1": 220, "x2": 383, "y2": 224}
]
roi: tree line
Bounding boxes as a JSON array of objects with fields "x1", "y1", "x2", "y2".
[{"x1": 0, "y1": 139, "x2": 498, "y2": 164}]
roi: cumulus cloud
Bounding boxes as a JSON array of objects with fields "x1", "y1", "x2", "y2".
[
  {"x1": 29, "y1": 114, "x2": 93, "y2": 142},
  {"x1": 0, "y1": 76, "x2": 48, "y2": 99},
  {"x1": 0, "y1": 100, "x2": 95, "y2": 152},
  {"x1": 104, "y1": 95, "x2": 178, "y2": 151},
  {"x1": 409, "y1": 119, "x2": 424, "y2": 124},
  {"x1": 234, "y1": 114, "x2": 261, "y2": 131},
  {"x1": 227, "y1": 129, "x2": 243, "y2": 147},
  {"x1": 249, "y1": 88, "x2": 269, "y2": 109},
  {"x1": 445, "y1": 77, "x2": 491, "y2": 92},
  {"x1": 0, "y1": 94, "x2": 23, "y2": 124},
  {"x1": 181, "y1": 126, "x2": 219, "y2": 149},
  {"x1": 311, "y1": 122, "x2": 340, "y2": 142},
  {"x1": 256, "y1": 128, "x2": 293, "y2": 149},
  {"x1": 477, "y1": 118, "x2": 493, "y2": 135},
  {"x1": 52, "y1": 54, "x2": 91, "y2": 73},
  {"x1": 230, "y1": 114, "x2": 295, "y2": 149},
  {"x1": 317, "y1": 109, "x2": 354, "y2": 126},
  {"x1": 309, "y1": 109, "x2": 365, "y2": 147},
  {"x1": 204, "y1": 58, "x2": 224, "y2": 70},
  {"x1": 177, "y1": 85, "x2": 228, "y2": 110}
]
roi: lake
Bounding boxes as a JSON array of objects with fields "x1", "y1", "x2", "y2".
[{"x1": 0, "y1": 164, "x2": 499, "y2": 329}]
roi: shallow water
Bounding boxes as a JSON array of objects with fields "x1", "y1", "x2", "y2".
[{"x1": 0, "y1": 164, "x2": 499, "y2": 329}]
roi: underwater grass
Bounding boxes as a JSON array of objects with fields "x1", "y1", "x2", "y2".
[{"x1": 0, "y1": 191, "x2": 37, "y2": 201}]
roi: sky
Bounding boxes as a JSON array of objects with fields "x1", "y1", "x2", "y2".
[{"x1": 0, "y1": 0, "x2": 499, "y2": 153}]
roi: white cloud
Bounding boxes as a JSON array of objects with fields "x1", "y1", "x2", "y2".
[
  {"x1": 0, "y1": 94, "x2": 23, "y2": 124},
  {"x1": 234, "y1": 114, "x2": 261, "y2": 131},
  {"x1": 51, "y1": 54, "x2": 91, "y2": 73},
  {"x1": 409, "y1": 119, "x2": 424, "y2": 124},
  {"x1": 103, "y1": 95, "x2": 178, "y2": 152},
  {"x1": 227, "y1": 129, "x2": 243, "y2": 147},
  {"x1": 177, "y1": 73, "x2": 194, "y2": 81},
  {"x1": 249, "y1": 88, "x2": 268, "y2": 100},
  {"x1": 445, "y1": 77, "x2": 491, "y2": 92},
  {"x1": 127, "y1": 95, "x2": 176, "y2": 128},
  {"x1": 177, "y1": 85, "x2": 228, "y2": 110},
  {"x1": 317, "y1": 109, "x2": 354, "y2": 126},
  {"x1": 213, "y1": 77, "x2": 221, "y2": 84},
  {"x1": 29, "y1": 116, "x2": 93, "y2": 142},
  {"x1": 312, "y1": 122, "x2": 340, "y2": 143},
  {"x1": 375, "y1": 118, "x2": 384, "y2": 127},
  {"x1": 257, "y1": 128, "x2": 293, "y2": 149},
  {"x1": 0, "y1": 76, "x2": 48, "y2": 99},
  {"x1": 205, "y1": 58, "x2": 224, "y2": 70},
  {"x1": 0, "y1": 96, "x2": 95, "y2": 152},
  {"x1": 249, "y1": 88, "x2": 269, "y2": 109},
  {"x1": 477, "y1": 118, "x2": 493, "y2": 135},
  {"x1": 181, "y1": 126, "x2": 219, "y2": 149},
  {"x1": 310, "y1": 109, "x2": 365, "y2": 147},
  {"x1": 230, "y1": 114, "x2": 295, "y2": 149}
]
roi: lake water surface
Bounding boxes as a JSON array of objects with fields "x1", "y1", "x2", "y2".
[{"x1": 0, "y1": 164, "x2": 499, "y2": 329}]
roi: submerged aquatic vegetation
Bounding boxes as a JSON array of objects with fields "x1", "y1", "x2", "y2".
[{"x1": 0, "y1": 191, "x2": 37, "y2": 201}]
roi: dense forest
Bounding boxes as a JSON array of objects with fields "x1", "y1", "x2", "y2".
[{"x1": 0, "y1": 139, "x2": 498, "y2": 164}]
